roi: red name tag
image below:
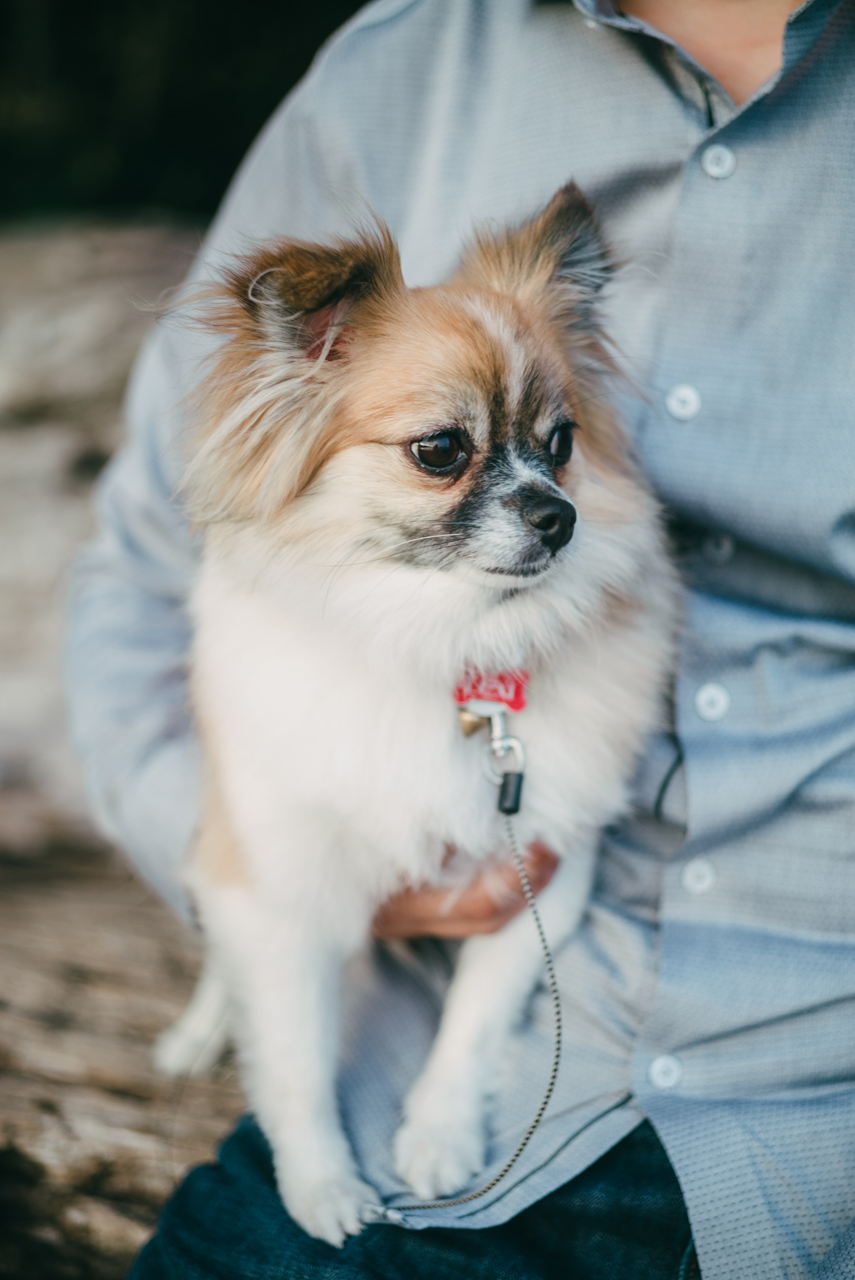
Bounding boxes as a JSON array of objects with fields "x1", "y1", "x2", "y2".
[{"x1": 454, "y1": 670, "x2": 529, "y2": 713}]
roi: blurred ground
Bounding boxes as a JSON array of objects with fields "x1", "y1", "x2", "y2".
[{"x1": 0, "y1": 222, "x2": 244, "y2": 1278}]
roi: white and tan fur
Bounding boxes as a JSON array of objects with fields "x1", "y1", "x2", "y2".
[{"x1": 156, "y1": 185, "x2": 679, "y2": 1245}]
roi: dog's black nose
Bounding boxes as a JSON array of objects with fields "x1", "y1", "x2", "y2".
[{"x1": 520, "y1": 491, "x2": 577, "y2": 553}]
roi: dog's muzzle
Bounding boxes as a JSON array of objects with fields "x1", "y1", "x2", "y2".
[{"x1": 518, "y1": 489, "x2": 577, "y2": 554}]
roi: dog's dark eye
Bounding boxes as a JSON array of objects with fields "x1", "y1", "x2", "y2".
[
  {"x1": 411, "y1": 432, "x2": 464, "y2": 473},
  {"x1": 547, "y1": 421, "x2": 575, "y2": 467}
]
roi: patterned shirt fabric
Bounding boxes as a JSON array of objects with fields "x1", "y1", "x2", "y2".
[{"x1": 65, "y1": 2, "x2": 855, "y2": 1276}]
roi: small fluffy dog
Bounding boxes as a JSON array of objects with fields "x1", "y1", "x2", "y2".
[{"x1": 156, "y1": 184, "x2": 679, "y2": 1245}]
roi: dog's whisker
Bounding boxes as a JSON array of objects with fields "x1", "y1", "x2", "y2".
[
  {"x1": 317, "y1": 532, "x2": 470, "y2": 615},
  {"x1": 314, "y1": 532, "x2": 467, "y2": 574}
]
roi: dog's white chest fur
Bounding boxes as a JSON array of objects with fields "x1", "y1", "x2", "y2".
[{"x1": 192, "y1": 545, "x2": 659, "y2": 909}]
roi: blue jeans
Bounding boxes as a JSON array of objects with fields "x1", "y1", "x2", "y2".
[{"x1": 129, "y1": 1117, "x2": 699, "y2": 1279}]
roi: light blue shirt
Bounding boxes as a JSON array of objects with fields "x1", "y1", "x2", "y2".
[{"x1": 66, "y1": 2, "x2": 855, "y2": 1275}]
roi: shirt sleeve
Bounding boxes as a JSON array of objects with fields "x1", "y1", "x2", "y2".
[{"x1": 63, "y1": 20, "x2": 395, "y2": 916}]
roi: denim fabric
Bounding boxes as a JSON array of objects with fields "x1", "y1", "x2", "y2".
[{"x1": 129, "y1": 1118, "x2": 697, "y2": 1280}]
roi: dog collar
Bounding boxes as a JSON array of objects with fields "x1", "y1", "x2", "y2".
[{"x1": 454, "y1": 669, "x2": 528, "y2": 716}]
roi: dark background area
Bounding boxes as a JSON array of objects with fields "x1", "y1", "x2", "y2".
[{"x1": 0, "y1": 0, "x2": 365, "y2": 223}]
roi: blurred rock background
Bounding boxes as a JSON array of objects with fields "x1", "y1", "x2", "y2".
[
  {"x1": 0, "y1": 4, "x2": 361, "y2": 1275},
  {"x1": 0, "y1": 221, "x2": 200, "y2": 852}
]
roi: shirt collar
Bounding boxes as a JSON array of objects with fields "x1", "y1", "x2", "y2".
[{"x1": 569, "y1": 0, "x2": 843, "y2": 89}]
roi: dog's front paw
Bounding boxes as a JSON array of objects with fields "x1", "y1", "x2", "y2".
[
  {"x1": 283, "y1": 1172, "x2": 382, "y2": 1248},
  {"x1": 393, "y1": 1096, "x2": 485, "y2": 1200}
]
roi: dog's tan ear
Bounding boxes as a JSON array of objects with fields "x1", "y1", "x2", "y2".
[
  {"x1": 224, "y1": 229, "x2": 404, "y2": 359},
  {"x1": 455, "y1": 182, "x2": 611, "y2": 330},
  {"x1": 185, "y1": 230, "x2": 404, "y2": 525}
]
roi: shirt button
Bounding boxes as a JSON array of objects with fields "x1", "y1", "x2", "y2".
[
  {"x1": 702, "y1": 533, "x2": 735, "y2": 565},
  {"x1": 681, "y1": 857, "x2": 717, "y2": 895},
  {"x1": 695, "y1": 682, "x2": 730, "y2": 722},
  {"x1": 665, "y1": 384, "x2": 702, "y2": 421},
  {"x1": 649, "y1": 1054, "x2": 683, "y2": 1089},
  {"x1": 701, "y1": 144, "x2": 737, "y2": 179}
]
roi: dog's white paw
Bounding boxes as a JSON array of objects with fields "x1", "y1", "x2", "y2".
[
  {"x1": 393, "y1": 1108, "x2": 485, "y2": 1200},
  {"x1": 283, "y1": 1172, "x2": 382, "y2": 1248}
]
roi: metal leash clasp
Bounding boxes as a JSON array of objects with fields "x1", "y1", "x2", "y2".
[
  {"x1": 455, "y1": 671, "x2": 529, "y2": 816},
  {"x1": 482, "y1": 709, "x2": 525, "y2": 815}
]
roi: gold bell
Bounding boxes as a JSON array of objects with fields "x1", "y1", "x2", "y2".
[{"x1": 457, "y1": 708, "x2": 489, "y2": 737}]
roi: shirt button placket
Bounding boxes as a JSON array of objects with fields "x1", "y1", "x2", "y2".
[
  {"x1": 665, "y1": 384, "x2": 702, "y2": 421},
  {"x1": 664, "y1": 148, "x2": 736, "y2": 434},
  {"x1": 701, "y1": 143, "x2": 737, "y2": 179},
  {"x1": 649, "y1": 1054, "x2": 683, "y2": 1089},
  {"x1": 682, "y1": 857, "x2": 717, "y2": 895},
  {"x1": 694, "y1": 682, "x2": 730, "y2": 722}
]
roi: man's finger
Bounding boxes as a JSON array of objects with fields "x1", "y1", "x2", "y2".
[
  {"x1": 477, "y1": 841, "x2": 559, "y2": 909},
  {"x1": 524, "y1": 841, "x2": 560, "y2": 892},
  {"x1": 372, "y1": 843, "x2": 561, "y2": 939}
]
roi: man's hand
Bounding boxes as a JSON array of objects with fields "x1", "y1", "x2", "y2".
[{"x1": 372, "y1": 842, "x2": 559, "y2": 940}]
